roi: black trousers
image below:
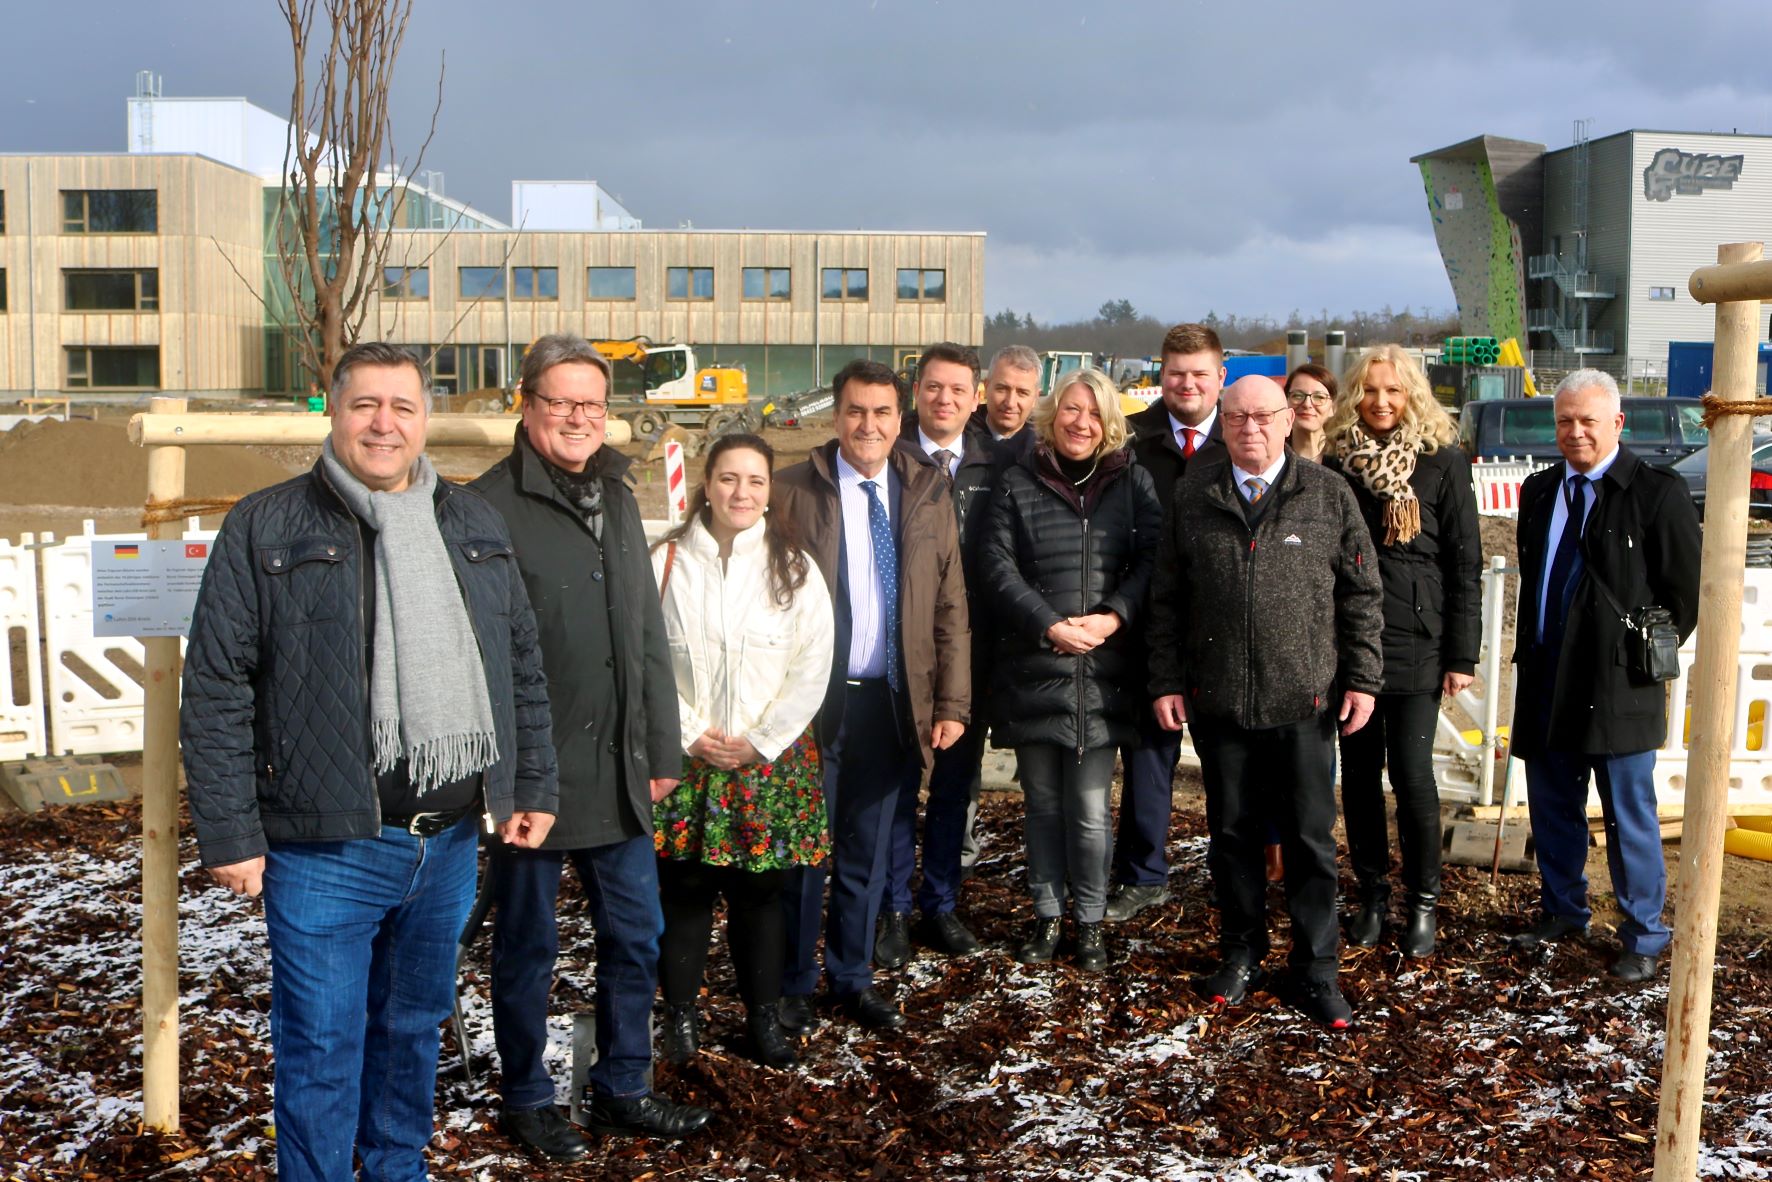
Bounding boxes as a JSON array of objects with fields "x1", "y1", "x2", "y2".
[
  {"x1": 657, "y1": 858, "x2": 787, "y2": 1009},
  {"x1": 1192, "y1": 709, "x2": 1340, "y2": 978},
  {"x1": 1338, "y1": 691, "x2": 1444, "y2": 899}
]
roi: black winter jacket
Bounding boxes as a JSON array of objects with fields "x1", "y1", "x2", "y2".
[
  {"x1": 979, "y1": 445, "x2": 1162, "y2": 753},
  {"x1": 180, "y1": 463, "x2": 558, "y2": 868},
  {"x1": 471, "y1": 433, "x2": 682, "y2": 849},
  {"x1": 1511, "y1": 447, "x2": 1701, "y2": 757},
  {"x1": 1327, "y1": 446, "x2": 1483, "y2": 695},
  {"x1": 1148, "y1": 451, "x2": 1385, "y2": 729},
  {"x1": 1128, "y1": 400, "x2": 1226, "y2": 520}
]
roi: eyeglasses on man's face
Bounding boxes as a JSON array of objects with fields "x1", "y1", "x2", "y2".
[
  {"x1": 1287, "y1": 389, "x2": 1333, "y2": 406},
  {"x1": 535, "y1": 395, "x2": 609, "y2": 419},
  {"x1": 1220, "y1": 407, "x2": 1292, "y2": 429}
]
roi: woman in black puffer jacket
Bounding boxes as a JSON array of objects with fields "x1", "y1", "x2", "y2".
[
  {"x1": 979, "y1": 368, "x2": 1162, "y2": 973},
  {"x1": 1324, "y1": 344, "x2": 1482, "y2": 959}
]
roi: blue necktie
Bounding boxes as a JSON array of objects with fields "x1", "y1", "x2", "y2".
[
  {"x1": 863, "y1": 480, "x2": 901, "y2": 691},
  {"x1": 1542, "y1": 474, "x2": 1588, "y2": 648}
]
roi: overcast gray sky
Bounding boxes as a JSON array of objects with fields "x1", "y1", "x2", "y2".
[{"x1": 5, "y1": 0, "x2": 1770, "y2": 324}]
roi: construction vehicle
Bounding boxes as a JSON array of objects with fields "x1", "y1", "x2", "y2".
[{"x1": 511, "y1": 337, "x2": 762, "y2": 438}]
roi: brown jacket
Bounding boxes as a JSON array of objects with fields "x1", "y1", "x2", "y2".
[{"x1": 772, "y1": 439, "x2": 970, "y2": 769}]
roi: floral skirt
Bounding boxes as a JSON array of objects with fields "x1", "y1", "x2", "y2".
[{"x1": 653, "y1": 728, "x2": 829, "y2": 871}]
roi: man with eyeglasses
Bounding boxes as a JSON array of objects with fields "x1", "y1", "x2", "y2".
[
  {"x1": 1148, "y1": 375, "x2": 1383, "y2": 1029},
  {"x1": 473, "y1": 334, "x2": 710, "y2": 1158},
  {"x1": 1110, "y1": 323, "x2": 1228, "y2": 923}
]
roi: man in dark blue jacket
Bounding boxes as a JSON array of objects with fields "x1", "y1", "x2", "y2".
[{"x1": 181, "y1": 342, "x2": 559, "y2": 1182}]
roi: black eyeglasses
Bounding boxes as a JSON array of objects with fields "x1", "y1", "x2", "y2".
[
  {"x1": 534, "y1": 395, "x2": 609, "y2": 420},
  {"x1": 1220, "y1": 408, "x2": 1292, "y2": 428}
]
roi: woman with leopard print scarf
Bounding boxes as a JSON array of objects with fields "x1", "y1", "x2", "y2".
[{"x1": 1324, "y1": 346, "x2": 1482, "y2": 960}]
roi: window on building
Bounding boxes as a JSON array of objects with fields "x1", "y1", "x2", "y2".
[
  {"x1": 0, "y1": 192, "x2": 6, "y2": 234},
  {"x1": 1648, "y1": 286, "x2": 1676, "y2": 302},
  {"x1": 743, "y1": 267, "x2": 792, "y2": 301},
  {"x1": 61, "y1": 190, "x2": 158, "y2": 234},
  {"x1": 588, "y1": 266, "x2": 636, "y2": 300},
  {"x1": 667, "y1": 266, "x2": 714, "y2": 301},
  {"x1": 512, "y1": 267, "x2": 558, "y2": 300},
  {"x1": 822, "y1": 267, "x2": 868, "y2": 301},
  {"x1": 0, "y1": 268, "x2": 7, "y2": 313},
  {"x1": 430, "y1": 345, "x2": 458, "y2": 395},
  {"x1": 459, "y1": 266, "x2": 505, "y2": 299},
  {"x1": 66, "y1": 346, "x2": 160, "y2": 389},
  {"x1": 64, "y1": 269, "x2": 159, "y2": 312},
  {"x1": 382, "y1": 266, "x2": 430, "y2": 299},
  {"x1": 896, "y1": 268, "x2": 946, "y2": 301}
]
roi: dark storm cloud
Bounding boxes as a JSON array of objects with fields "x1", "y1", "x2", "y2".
[{"x1": 4, "y1": 0, "x2": 1768, "y2": 321}]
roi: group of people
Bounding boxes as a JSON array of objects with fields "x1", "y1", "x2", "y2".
[{"x1": 179, "y1": 324, "x2": 1701, "y2": 1180}]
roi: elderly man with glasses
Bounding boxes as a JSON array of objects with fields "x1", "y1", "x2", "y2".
[
  {"x1": 1147, "y1": 375, "x2": 1383, "y2": 1029},
  {"x1": 472, "y1": 334, "x2": 710, "y2": 1159}
]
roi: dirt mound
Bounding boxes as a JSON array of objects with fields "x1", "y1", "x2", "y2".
[{"x1": 0, "y1": 418, "x2": 301, "y2": 508}]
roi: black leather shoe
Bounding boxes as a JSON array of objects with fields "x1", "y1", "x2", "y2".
[
  {"x1": 777, "y1": 994, "x2": 816, "y2": 1034},
  {"x1": 584, "y1": 1092, "x2": 712, "y2": 1138},
  {"x1": 1074, "y1": 922, "x2": 1107, "y2": 972},
  {"x1": 1289, "y1": 976, "x2": 1353, "y2": 1030},
  {"x1": 1398, "y1": 895, "x2": 1438, "y2": 959},
  {"x1": 874, "y1": 910, "x2": 912, "y2": 969},
  {"x1": 662, "y1": 1003, "x2": 700, "y2": 1065},
  {"x1": 918, "y1": 910, "x2": 981, "y2": 955},
  {"x1": 1348, "y1": 893, "x2": 1387, "y2": 948},
  {"x1": 1610, "y1": 951, "x2": 1660, "y2": 984},
  {"x1": 1511, "y1": 914, "x2": 1589, "y2": 952},
  {"x1": 747, "y1": 1005, "x2": 799, "y2": 1069},
  {"x1": 1015, "y1": 917, "x2": 1063, "y2": 964},
  {"x1": 1195, "y1": 960, "x2": 1267, "y2": 1005},
  {"x1": 1103, "y1": 883, "x2": 1171, "y2": 923},
  {"x1": 499, "y1": 1103, "x2": 592, "y2": 1162},
  {"x1": 834, "y1": 987, "x2": 906, "y2": 1031}
]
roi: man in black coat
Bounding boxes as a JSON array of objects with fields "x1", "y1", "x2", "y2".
[
  {"x1": 1149, "y1": 376, "x2": 1383, "y2": 1029},
  {"x1": 881, "y1": 343, "x2": 1001, "y2": 964},
  {"x1": 974, "y1": 345, "x2": 1041, "y2": 454},
  {"x1": 181, "y1": 342, "x2": 558, "y2": 1180},
  {"x1": 1509, "y1": 370, "x2": 1701, "y2": 985},
  {"x1": 1110, "y1": 322, "x2": 1228, "y2": 922},
  {"x1": 472, "y1": 334, "x2": 709, "y2": 1157}
]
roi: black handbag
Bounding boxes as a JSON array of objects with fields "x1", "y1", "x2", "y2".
[{"x1": 1586, "y1": 568, "x2": 1682, "y2": 684}]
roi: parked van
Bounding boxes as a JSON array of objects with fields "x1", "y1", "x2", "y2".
[{"x1": 1458, "y1": 397, "x2": 1707, "y2": 465}]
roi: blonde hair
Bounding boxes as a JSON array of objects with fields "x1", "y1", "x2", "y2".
[
  {"x1": 1325, "y1": 344, "x2": 1456, "y2": 454},
  {"x1": 1031, "y1": 368, "x2": 1129, "y2": 458}
]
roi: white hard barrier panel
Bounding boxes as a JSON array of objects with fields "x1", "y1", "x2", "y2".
[
  {"x1": 38, "y1": 521, "x2": 214, "y2": 757},
  {"x1": 1471, "y1": 458, "x2": 1552, "y2": 519},
  {"x1": 0, "y1": 533, "x2": 47, "y2": 761}
]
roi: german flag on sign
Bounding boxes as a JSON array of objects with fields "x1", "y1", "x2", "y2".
[{"x1": 112, "y1": 544, "x2": 141, "y2": 559}]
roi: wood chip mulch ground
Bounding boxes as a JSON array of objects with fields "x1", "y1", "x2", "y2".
[{"x1": 2, "y1": 797, "x2": 1769, "y2": 1181}]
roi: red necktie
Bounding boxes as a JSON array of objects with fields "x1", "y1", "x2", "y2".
[{"x1": 1180, "y1": 428, "x2": 1198, "y2": 458}]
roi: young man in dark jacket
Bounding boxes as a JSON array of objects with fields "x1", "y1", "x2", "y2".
[
  {"x1": 1509, "y1": 370, "x2": 1701, "y2": 984},
  {"x1": 772, "y1": 359, "x2": 970, "y2": 1033},
  {"x1": 881, "y1": 343, "x2": 1001, "y2": 964},
  {"x1": 181, "y1": 342, "x2": 558, "y2": 1182},
  {"x1": 1111, "y1": 323, "x2": 1228, "y2": 922},
  {"x1": 471, "y1": 334, "x2": 708, "y2": 1158},
  {"x1": 1148, "y1": 375, "x2": 1383, "y2": 1029}
]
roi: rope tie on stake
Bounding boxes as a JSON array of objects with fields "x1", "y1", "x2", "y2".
[
  {"x1": 141, "y1": 496, "x2": 241, "y2": 527},
  {"x1": 1700, "y1": 392, "x2": 1772, "y2": 430}
]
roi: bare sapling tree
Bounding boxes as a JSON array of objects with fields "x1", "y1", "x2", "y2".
[{"x1": 274, "y1": 0, "x2": 441, "y2": 392}]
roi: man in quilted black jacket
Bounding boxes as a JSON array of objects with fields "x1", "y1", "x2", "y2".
[{"x1": 180, "y1": 342, "x2": 558, "y2": 1182}]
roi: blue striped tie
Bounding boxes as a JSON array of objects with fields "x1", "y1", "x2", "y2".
[{"x1": 862, "y1": 480, "x2": 900, "y2": 691}]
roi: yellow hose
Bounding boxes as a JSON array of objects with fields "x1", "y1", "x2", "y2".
[
  {"x1": 1737, "y1": 815, "x2": 1772, "y2": 834},
  {"x1": 1724, "y1": 826, "x2": 1772, "y2": 861}
]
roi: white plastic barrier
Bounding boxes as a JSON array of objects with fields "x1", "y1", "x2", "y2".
[
  {"x1": 1471, "y1": 457, "x2": 1551, "y2": 518},
  {"x1": 0, "y1": 533, "x2": 47, "y2": 760},
  {"x1": 39, "y1": 520, "x2": 214, "y2": 757}
]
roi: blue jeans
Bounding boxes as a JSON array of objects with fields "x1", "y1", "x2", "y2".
[
  {"x1": 1525, "y1": 749, "x2": 1669, "y2": 956},
  {"x1": 489, "y1": 835, "x2": 663, "y2": 1105},
  {"x1": 887, "y1": 723, "x2": 984, "y2": 915},
  {"x1": 1018, "y1": 744, "x2": 1117, "y2": 922},
  {"x1": 262, "y1": 816, "x2": 478, "y2": 1182}
]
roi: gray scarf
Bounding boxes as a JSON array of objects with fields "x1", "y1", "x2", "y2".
[{"x1": 321, "y1": 439, "x2": 498, "y2": 795}]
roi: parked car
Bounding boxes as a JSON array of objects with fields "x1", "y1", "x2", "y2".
[
  {"x1": 1458, "y1": 397, "x2": 1707, "y2": 466},
  {"x1": 1671, "y1": 435, "x2": 1772, "y2": 519}
]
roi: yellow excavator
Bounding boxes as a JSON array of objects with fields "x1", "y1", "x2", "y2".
[{"x1": 511, "y1": 337, "x2": 759, "y2": 438}]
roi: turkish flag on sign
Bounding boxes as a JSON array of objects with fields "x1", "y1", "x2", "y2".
[{"x1": 185, "y1": 543, "x2": 208, "y2": 559}]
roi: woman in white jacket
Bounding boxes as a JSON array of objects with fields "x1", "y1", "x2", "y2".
[{"x1": 651, "y1": 433, "x2": 833, "y2": 1070}]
